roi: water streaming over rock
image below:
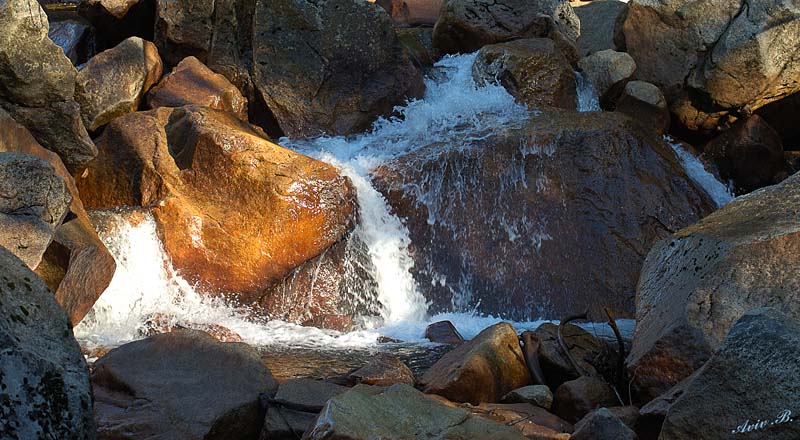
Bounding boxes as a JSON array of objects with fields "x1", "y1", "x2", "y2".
[
  {"x1": 575, "y1": 71, "x2": 601, "y2": 112},
  {"x1": 666, "y1": 137, "x2": 734, "y2": 207}
]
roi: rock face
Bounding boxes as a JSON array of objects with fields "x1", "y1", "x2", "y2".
[
  {"x1": 627, "y1": 172, "x2": 800, "y2": 402},
  {"x1": 615, "y1": 80, "x2": 669, "y2": 135},
  {"x1": 0, "y1": 153, "x2": 70, "y2": 269},
  {"x1": 304, "y1": 384, "x2": 528, "y2": 440},
  {"x1": 703, "y1": 115, "x2": 788, "y2": 195},
  {"x1": 552, "y1": 376, "x2": 618, "y2": 423},
  {"x1": 93, "y1": 329, "x2": 278, "y2": 439},
  {"x1": 372, "y1": 110, "x2": 714, "y2": 320},
  {"x1": 147, "y1": 56, "x2": 248, "y2": 120},
  {"x1": 251, "y1": 0, "x2": 424, "y2": 137},
  {"x1": 577, "y1": 49, "x2": 635, "y2": 104},
  {"x1": 75, "y1": 106, "x2": 357, "y2": 326},
  {"x1": 75, "y1": 36, "x2": 163, "y2": 130},
  {"x1": 0, "y1": 0, "x2": 96, "y2": 171},
  {"x1": 0, "y1": 246, "x2": 95, "y2": 439},
  {"x1": 433, "y1": 0, "x2": 580, "y2": 55},
  {"x1": 472, "y1": 38, "x2": 576, "y2": 110},
  {"x1": 571, "y1": 408, "x2": 637, "y2": 440},
  {"x1": 420, "y1": 322, "x2": 531, "y2": 404},
  {"x1": 622, "y1": 0, "x2": 800, "y2": 132},
  {"x1": 660, "y1": 308, "x2": 800, "y2": 440}
]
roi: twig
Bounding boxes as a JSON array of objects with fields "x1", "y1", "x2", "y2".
[
  {"x1": 558, "y1": 311, "x2": 589, "y2": 377},
  {"x1": 605, "y1": 307, "x2": 627, "y2": 405}
]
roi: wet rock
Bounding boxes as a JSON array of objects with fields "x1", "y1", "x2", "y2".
[
  {"x1": 420, "y1": 322, "x2": 531, "y2": 404},
  {"x1": 425, "y1": 320, "x2": 464, "y2": 345},
  {"x1": 472, "y1": 38, "x2": 576, "y2": 110},
  {"x1": 627, "y1": 172, "x2": 800, "y2": 402},
  {"x1": 0, "y1": 246, "x2": 95, "y2": 439},
  {"x1": 139, "y1": 313, "x2": 244, "y2": 342},
  {"x1": 433, "y1": 0, "x2": 579, "y2": 54},
  {"x1": 261, "y1": 378, "x2": 350, "y2": 440},
  {"x1": 397, "y1": 27, "x2": 441, "y2": 69},
  {"x1": 533, "y1": 323, "x2": 603, "y2": 389},
  {"x1": 615, "y1": 80, "x2": 670, "y2": 135},
  {"x1": 572, "y1": 407, "x2": 638, "y2": 440},
  {"x1": 75, "y1": 106, "x2": 357, "y2": 328},
  {"x1": 574, "y1": 0, "x2": 627, "y2": 57},
  {"x1": 0, "y1": 109, "x2": 115, "y2": 325},
  {"x1": 0, "y1": 0, "x2": 96, "y2": 171},
  {"x1": 703, "y1": 115, "x2": 788, "y2": 195},
  {"x1": 75, "y1": 36, "x2": 163, "y2": 130},
  {"x1": 502, "y1": 385, "x2": 554, "y2": 410},
  {"x1": 372, "y1": 110, "x2": 715, "y2": 321},
  {"x1": 147, "y1": 56, "x2": 247, "y2": 120},
  {"x1": 347, "y1": 353, "x2": 415, "y2": 386},
  {"x1": 48, "y1": 19, "x2": 91, "y2": 65},
  {"x1": 376, "y1": 0, "x2": 442, "y2": 26},
  {"x1": 552, "y1": 376, "x2": 618, "y2": 423},
  {"x1": 304, "y1": 384, "x2": 529, "y2": 439},
  {"x1": 0, "y1": 153, "x2": 70, "y2": 269},
  {"x1": 93, "y1": 329, "x2": 277, "y2": 439},
  {"x1": 251, "y1": 0, "x2": 424, "y2": 137},
  {"x1": 622, "y1": 0, "x2": 800, "y2": 132},
  {"x1": 660, "y1": 308, "x2": 800, "y2": 440},
  {"x1": 577, "y1": 49, "x2": 635, "y2": 104},
  {"x1": 78, "y1": 0, "x2": 155, "y2": 48}
]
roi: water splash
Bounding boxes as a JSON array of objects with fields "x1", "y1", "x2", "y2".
[{"x1": 666, "y1": 137, "x2": 734, "y2": 207}]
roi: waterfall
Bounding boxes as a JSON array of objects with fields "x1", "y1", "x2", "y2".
[
  {"x1": 575, "y1": 72, "x2": 601, "y2": 112},
  {"x1": 666, "y1": 137, "x2": 734, "y2": 207}
]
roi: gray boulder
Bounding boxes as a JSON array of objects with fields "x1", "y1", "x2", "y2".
[
  {"x1": 577, "y1": 49, "x2": 635, "y2": 104},
  {"x1": 572, "y1": 408, "x2": 638, "y2": 440}
]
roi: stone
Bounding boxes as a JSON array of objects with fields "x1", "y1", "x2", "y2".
[
  {"x1": 0, "y1": 246, "x2": 95, "y2": 439},
  {"x1": 756, "y1": 92, "x2": 800, "y2": 146},
  {"x1": 571, "y1": 407, "x2": 638, "y2": 440},
  {"x1": 433, "y1": 0, "x2": 579, "y2": 55},
  {"x1": 636, "y1": 377, "x2": 691, "y2": 440},
  {"x1": 420, "y1": 322, "x2": 531, "y2": 404},
  {"x1": 533, "y1": 323, "x2": 603, "y2": 389},
  {"x1": 75, "y1": 106, "x2": 357, "y2": 327},
  {"x1": 93, "y1": 329, "x2": 278, "y2": 439},
  {"x1": 146, "y1": 56, "x2": 248, "y2": 120},
  {"x1": 703, "y1": 115, "x2": 788, "y2": 195},
  {"x1": 452, "y1": 401, "x2": 573, "y2": 439},
  {"x1": 261, "y1": 378, "x2": 350, "y2": 439},
  {"x1": 552, "y1": 376, "x2": 619, "y2": 423},
  {"x1": 304, "y1": 384, "x2": 529, "y2": 439},
  {"x1": 396, "y1": 27, "x2": 441, "y2": 69},
  {"x1": 627, "y1": 172, "x2": 800, "y2": 402},
  {"x1": 48, "y1": 19, "x2": 91, "y2": 65},
  {"x1": 577, "y1": 49, "x2": 636, "y2": 104},
  {"x1": 502, "y1": 385, "x2": 554, "y2": 410},
  {"x1": 622, "y1": 0, "x2": 800, "y2": 132},
  {"x1": 615, "y1": 80, "x2": 670, "y2": 135},
  {"x1": 139, "y1": 313, "x2": 244, "y2": 342},
  {"x1": 0, "y1": 153, "x2": 70, "y2": 269},
  {"x1": 75, "y1": 36, "x2": 163, "y2": 130},
  {"x1": 347, "y1": 353, "x2": 415, "y2": 386},
  {"x1": 425, "y1": 320, "x2": 464, "y2": 344},
  {"x1": 472, "y1": 38, "x2": 577, "y2": 110},
  {"x1": 605, "y1": 406, "x2": 640, "y2": 433},
  {"x1": 574, "y1": 0, "x2": 628, "y2": 57},
  {"x1": 659, "y1": 308, "x2": 800, "y2": 440},
  {"x1": 376, "y1": 0, "x2": 442, "y2": 26},
  {"x1": 372, "y1": 110, "x2": 715, "y2": 320},
  {"x1": 0, "y1": 0, "x2": 96, "y2": 171},
  {"x1": 78, "y1": 0, "x2": 155, "y2": 49},
  {"x1": 251, "y1": 0, "x2": 424, "y2": 137}
]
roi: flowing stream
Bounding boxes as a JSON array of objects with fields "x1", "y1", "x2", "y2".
[{"x1": 75, "y1": 53, "x2": 724, "y2": 356}]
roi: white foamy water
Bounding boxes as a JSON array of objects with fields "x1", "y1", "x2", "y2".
[
  {"x1": 576, "y1": 72, "x2": 601, "y2": 112},
  {"x1": 666, "y1": 137, "x2": 734, "y2": 207}
]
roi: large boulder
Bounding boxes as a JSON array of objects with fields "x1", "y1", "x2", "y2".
[
  {"x1": 0, "y1": 246, "x2": 95, "y2": 439},
  {"x1": 93, "y1": 329, "x2": 277, "y2": 439},
  {"x1": 304, "y1": 384, "x2": 529, "y2": 439},
  {"x1": 552, "y1": 376, "x2": 618, "y2": 424},
  {"x1": 146, "y1": 56, "x2": 248, "y2": 120},
  {"x1": 627, "y1": 172, "x2": 800, "y2": 402},
  {"x1": 419, "y1": 322, "x2": 531, "y2": 404},
  {"x1": 532, "y1": 323, "x2": 604, "y2": 389},
  {"x1": 432, "y1": 0, "x2": 580, "y2": 55},
  {"x1": 0, "y1": 0, "x2": 96, "y2": 171},
  {"x1": 577, "y1": 49, "x2": 635, "y2": 104},
  {"x1": 660, "y1": 308, "x2": 800, "y2": 439},
  {"x1": 75, "y1": 106, "x2": 358, "y2": 328},
  {"x1": 702, "y1": 115, "x2": 788, "y2": 195},
  {"x1": 251, "y1": 0, "x2": 424, "y2": 137},
  {"x1": 472, "y1": 38, "x2": 577, "y2": 110},
  {"x1": 622, "y1": 0, "x2": 800, "y2": 132},
  {"x1": 372, "y1": 110, "x2": 714, "y2": 320},
  {"x1": 0, "y1": 153, "x2": 70, "y2": 269},
  {"x1": 75, "y1": 36, "x2": 163, "y2": 130}
]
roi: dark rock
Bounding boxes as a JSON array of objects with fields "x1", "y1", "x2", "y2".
[
  {"x1": 0, "y1": 246, "x2": 95, "y2": 439},
  {"x1": 78, "y1": 0, "x2": 155, "y2": 49},
  {"x1": 472, "y1": 38, "x2": 577, "y2": 110},
  {"x1": 552, "y1": 376, "x2": 619, "y2": 423},
  {"x1": 425, "y1": 320, "x2": 464, "y2": 345},
  {"x1": 615, "y1": 80, "x2": 670, "y2": 135},
  {"x1": 48, "y1": 19, "x2": 91, "y2": 65},
  {"x1": 703, "y1": 115, "x2": 788, "y2": 195},
  {"x1": 533, "y1": 323, "x2": 603, "y2": 389},
  {"x1": 347, "y1": 353, "x2": 415, "y2": 386},
  {"x1": 572, "y1": 407, "x2": 638, "y2": 440},
  {"x1": 396, "y1": 27, "x2": 441, "y2": 69},
  {"x1": 261, "y1": 378, "x2": 350, "y2": 439},
  {"x1": 93, "y1": 329, "x2": 278, "y2": 439},
  {"x1": 420, "y1": 322, "x2": 531, "y2": 404},
  {"x1": 627, "y1": 172, "x2": 800, "y2": 402},
  {"x1": 574, "y1": 0, "x2": 627, "y2": 57},
  {"x1": 635, "y1": 376, "x2": 692, "y2": 440},
  {"x1": 660, "y1": 308, "x2": 800, "y2": 440}
]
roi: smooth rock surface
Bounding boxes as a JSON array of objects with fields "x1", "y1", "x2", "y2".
[
  {"x1": 552, "y1": 376, "x2": 619, "y2": 423},
  {"x1": 502, "y1": 385, "x2": 554, "y2": 410},
  {"x1": 347, "y1": 353, "x2": 415, "y2": 386},
  {"x1": 577, "y1": 49, "x2": 635, "y2": 104}
]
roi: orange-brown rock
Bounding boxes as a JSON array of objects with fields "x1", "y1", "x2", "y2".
[
  {"x1": 75, "y1": 106, "x2": 357, "y2": 325},
  {"x1": 420, "y1": 322, "x2": 531, "y2": 404},
  {"x1": 146, "y1": 56, "x2": 248, "y2": 121}
]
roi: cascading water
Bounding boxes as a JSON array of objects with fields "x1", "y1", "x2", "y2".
[
  {"x1": 666, "y1": 136, "x2": 734, "y2": 207},
  {"x1": 575, "y1": 72, "x2": 601, "y2": 112}
]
